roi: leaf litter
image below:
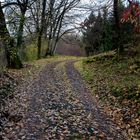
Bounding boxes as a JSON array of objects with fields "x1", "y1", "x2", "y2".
[{"x1": 1, "y1": 58, "x2": 126, "y2": 140}]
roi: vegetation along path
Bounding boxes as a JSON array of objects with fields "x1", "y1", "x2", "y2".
[{"x1": 2, "y1": 59, "x2": 126, "y2": 140}]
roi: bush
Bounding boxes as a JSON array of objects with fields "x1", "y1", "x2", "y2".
[{"x1": 24, "y1": 40, "x2": 48, "y2": 61}]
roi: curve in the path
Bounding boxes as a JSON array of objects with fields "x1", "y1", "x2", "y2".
[{"x1": 3, "y1": 60, "x2": 126, "y2": 140}]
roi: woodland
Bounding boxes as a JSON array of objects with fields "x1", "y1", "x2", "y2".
[{"x1": 0, "y1": 0, "x2": 140, "y2": 139}]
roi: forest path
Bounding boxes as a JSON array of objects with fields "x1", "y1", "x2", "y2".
[{"x1": 2, "y1": 59, "x2": 126, "y2": 140}]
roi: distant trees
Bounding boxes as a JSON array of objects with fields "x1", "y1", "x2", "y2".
[
  {"x1": 24, "y1": 0, "x2": 81, "y2": 58},
  {"x1": 81, "y1": 9, "x2": 114, "y2": 56},
  {"x1": 82, "y1": 11, "x2": 103, "y2": 56},
  {"x1": 1, "y1": 0, "x2": 139, "y2": 64},
  {"x1": 81, "y1": 0, "x2": 138, "y2": 56},
  {"x1": 0, "y1": 0, "x2": 81, "y2": 67},
  {"x1": 42, "y1": 0, "x2": 81, "y2": 56}
]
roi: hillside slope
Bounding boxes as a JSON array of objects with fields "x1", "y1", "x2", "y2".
[{"x1": 75, "y1": 46, "x2": 140, "y2": 139}]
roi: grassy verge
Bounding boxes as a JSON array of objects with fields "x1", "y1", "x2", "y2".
[{"x1": 75, "y1": 47, "x2": 140, "y2": 139}]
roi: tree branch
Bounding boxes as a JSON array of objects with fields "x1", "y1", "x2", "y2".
[{"x1": 1, "y1": 2, "x2": 20, "y2": 9}]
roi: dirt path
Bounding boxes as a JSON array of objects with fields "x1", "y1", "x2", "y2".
[{"x1": 2, "y1": 60, "x2": 126, "y2": 140}]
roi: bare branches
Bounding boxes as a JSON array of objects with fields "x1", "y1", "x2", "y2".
[{"x1": 1, "y1": 2, "x2": 20, "y2": 9}]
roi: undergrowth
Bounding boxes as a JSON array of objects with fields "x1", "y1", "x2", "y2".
[
  {"x1": 75, "y1": 45, "x2": 140, "y2": 139},
  {"x1": 24, "y1": 40, "x2": 49, "y2": 61}
]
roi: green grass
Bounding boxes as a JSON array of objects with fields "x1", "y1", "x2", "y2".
[
  {"x1": 25, "y1": 44, "x2": 38, "y2": 61},
  {"x1": 75, "y1": 45, "x2": 140, "y2": 138},
  {"x1": 82, "y1": 51, "x2": 140, "y2": 101},
  {"x1": 24, "y1": 40, "x2": 49, "y2": 61}
]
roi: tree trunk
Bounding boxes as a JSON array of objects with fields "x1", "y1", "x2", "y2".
[
  {"x1": 45, "y1": 0, "x2": 55, "y2": 56},
  {"x1": 47, "y1": 6, "x2": 66, "y2": 56},
  {"x1": 37, "y1": 0, "x2": 47, "y2": 59},
  {"x1": 113, "y1": 0, "x2": 123, "y2": 53},
  {"x1": 51, "y1": 10, "x2": 65, "y2": 55},
  {"x1": 16, "y1": 7, "x2": 26, "y2": 60},
  {"x1": 0, "y1": 2, "x2": 23, "y2": 68}
]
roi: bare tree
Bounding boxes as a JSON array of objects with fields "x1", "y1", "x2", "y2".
[
  {"x1": 44, "y1": 0, "x2": 81, "y2": 56},
  {"x1": 29, "y1": 0, "x2": 81, "y2": 57},
  {"x1": 37, "y1": 0, "x2": 47, "y2": 59}
]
